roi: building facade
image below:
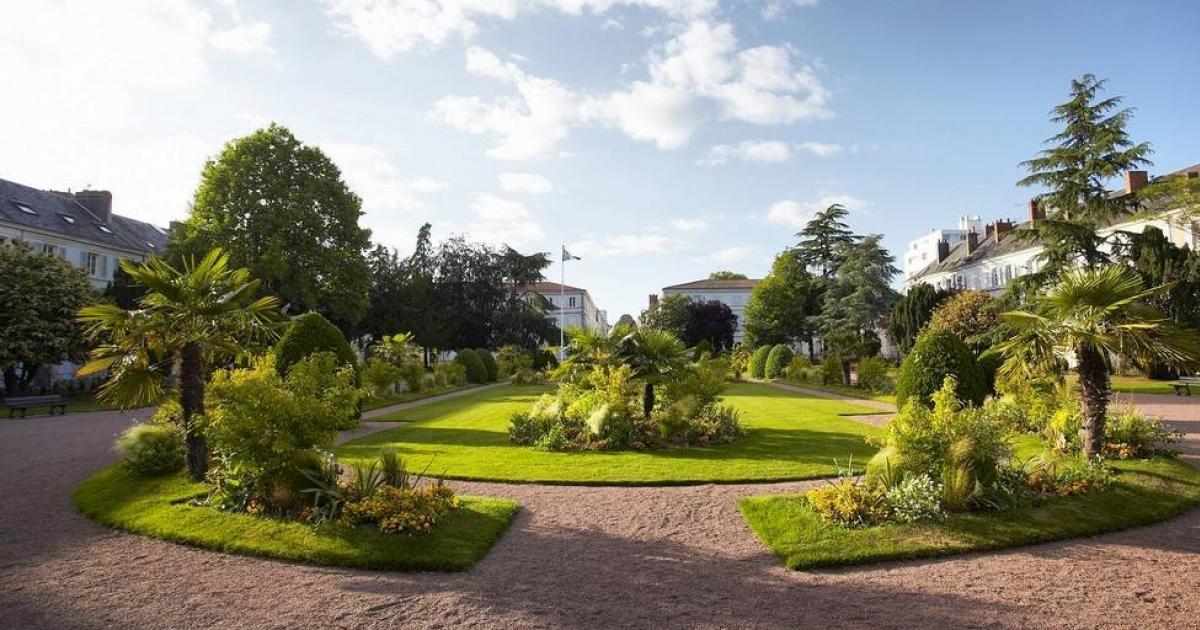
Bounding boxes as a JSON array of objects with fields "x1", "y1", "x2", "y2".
[
  {"x1": 519, "y1": 281, "x2": 609, "y2": 334},
  {"x1": 1, "y1": 178, "x2": 169, "y2": 290},
  {"x1": 902, "y1": 215, "x2": 982, "y2": 280},
  {"x1": 658, "y1": 278, "x2": 760, "y2": 344}
]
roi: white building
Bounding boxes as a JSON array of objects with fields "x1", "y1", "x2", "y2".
[
  {"x1": 658, "y1": 278, "x2": 760, "y2": 344},
  {"x1": 1, "y1": 178, "x2": 169, "y2": 290},
  {"x1": 519, "y1": 281, "x2": 609, "y2": 334},
  {"x1": 903, "y1": 215, "x2": 982, "y2": 280},
  {"x1": 904, "y1": 167, "x2": 1200, "y2": 295}
]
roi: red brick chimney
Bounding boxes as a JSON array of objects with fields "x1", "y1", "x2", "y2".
[
  {"x1": 1029, "y1": 198, "x2": 1045, "y2": 223},
  {"x1": 648, "y1": 294, "x2": 659, "y2": 308},
  {"x1": 1125, "y1": 170, "x2": 1148, "y2": 194},
  {"x1": 994, "y1": 220, "x2": 1014, "y2": 240},
  {"x1": 966, "y1": 230, "x2": 980, "y2": 253}
]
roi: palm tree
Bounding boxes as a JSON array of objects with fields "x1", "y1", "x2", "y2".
[
  {"x1": 373, "y1": 332, "x2": 422, "y2": 366},
  {"x1": 77, "y1": 250, "x2": 280, "y2": 480},
  {"x1": 617, "y1": 328, "x2": 687, "y2": 418},
  {"x1": 996, "y1": 266, "x2": 1200, "y2": 457}
]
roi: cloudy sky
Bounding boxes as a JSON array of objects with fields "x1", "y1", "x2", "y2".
[{"x1": 3, "y1": 1, "x2": 1199, "y2": 319}]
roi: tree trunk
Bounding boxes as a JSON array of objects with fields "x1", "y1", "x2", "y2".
[
  {"x1": 1075, "y1": 342, "x2": 1110, "y2": 458},
  {"x1": 179, "y1": 342, "x2": 209, "y2": 481},
  {"x1": 841, "y1": 358, "x2": 852, "y2": 387},
  {"x1": 807, "y1": 337, "x2": 815, "y2": 362},
  {"x1": 643, "y1": 382, "x2": 655, "y2": 419}
]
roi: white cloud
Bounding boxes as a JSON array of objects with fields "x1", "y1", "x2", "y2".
[
  {"x1": 468, "y1": 194, "x2": 546, "y2": 246},
  {"x1": 499, "y1": 172, "x2": 554, "y2": 194},
  {"x1": 323, "y1": 143, "x2": 448, "y2": 213},
  {"x1": 796, "y1": 141, "x2": 844, "y2": 157},
  {"x1": 766, "y1": 193, "x2": 868, "y2": 228},
  {"x1": 322, "y1": 0, "x2": 718, "y2": 58},
  {"x1": 711, "y1": 245, "x2": 751, "y2": 263},
  {"x1": 210, "y1": 21, "x2": 273, "y2": 54},
  {"x1": 595, "y1": 81, "x2": 701, "y2": 149},
  {"x1": 570, "y1": 231, "x2": 690, "y2": 258},
  {"x1": 762, "y1": 0, "x2": 819, "y2": 20},
  {"x1": 700, "y1": 139, "x2": 791, "y2": 165},
  {"x1": 670, "y1": 218, "x2": 710, "y2": 231}
]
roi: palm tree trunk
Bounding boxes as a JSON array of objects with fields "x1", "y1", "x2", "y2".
[
  {"x1": 1075, "y1": 342, "x2": 1110, "y2": 458},
  {"x1": 643, "y1": 382, "x2": 655, "y2": 419},
  {"x1": 179, "y1": 342, "x2": 209, "y2": 480}
]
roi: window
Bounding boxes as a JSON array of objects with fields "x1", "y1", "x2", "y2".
[
  {"x1": 991, "y1": 268, "x2": 999, "y2": 288},
  {"x1": 1005, "y1": 265, "x2": 1013, "y2": 283},
  {"x1": 41, "y1": 243, "x2": 55, "y2": 255},
  {"x1": 12, "y1": 201, "x2": 37, "y2": 215},
  {"x1": 59, "y1": 213, "x2": 76, "y2": 224},
  {"x1": 83, "y1": 252, "x2": 107, "y2": 278},
  {"x1": 569, "y1": 297, "x2": 577, "y2": 307},
  {"x1": 97, "y1": 224, "x2": 114, "y2": 235}
]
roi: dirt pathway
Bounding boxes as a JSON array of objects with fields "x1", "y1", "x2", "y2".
[{"x1": 2, "y1": 396, "x2": 1198, "y2": 629}]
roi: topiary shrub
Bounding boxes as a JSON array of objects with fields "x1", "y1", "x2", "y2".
[
  {"x1": 115, "y1": 423, "x2": 185, "y2": 476},
  {"x1": 692, "y1": 338, "x2": 715, "y2": 361},
  {"x1": 764, "y1": 344, "x2": 794, "y2": 379},
  {"x1": 274, "y1": 312, "x2": 357, "y2": 377},
  {"x1": 454, "y1": 349, "x2": 488, "y2": 384},
  {"x1": 748, "y1": 346, "x2": 771, "y2": 379},
  {"x1": 475, "y1": 349, "x2": 499, "y2": 382},
  {"x1": 895, "y1": 330, "x2": 985, "y2": 407}
]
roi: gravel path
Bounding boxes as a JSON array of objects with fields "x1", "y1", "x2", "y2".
[{"x1": 2, "y1": 395, "x2": 1199, "y2": 629}]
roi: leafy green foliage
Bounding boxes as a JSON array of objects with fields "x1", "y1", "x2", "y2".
[
  {"x1": 433, "y1": 362, "x2": 467, "y2": 387},
  {"x1": 0, "y1": 242, "x2": 92, "y2": 393},
  {"x1": 887, "y1": 284, "x2": 952, "y2": 355},
  {"x1": 171, "y1": 124, "x2": 372, "y2": 330},
  {"x1": 819, "y1": 355, "x2": 846, "y2": 386},
  {"x1": 764, "y1": 344, "x2": 794, "y2": 379},
  {"x1": 362, "y1": 358, "x2": 403, "y2": 397},
  {"x1": 743, "y1": 251, "x2": 820, "y2": 348},
  {"x1": 816, "y1": 235, "x2": 898, "y2": 362},
  {"x1": 683, "y1": 300, "x2": 737, "y2": 351},
  {"x1": 794, "y1": 203, "x2": 858, "y2": 278},
  {"x1": 748, "y1": 346, "x2": 771, "y2": 379},
  {"x1": 806, "y1": 477, "x2": 889, "y2": 526},
  {"x1": 895, "y1": 330, "x2": 985, "y2": 407},
  {"x1": 854, "y1": 356, "x2": 892, "y2": 393},
  {"x1": 475, "y1": 349, "x2": 498, "y2": 382},
  {"x1": 114, "y1": 423, "x2": 185, "y2": 476},
  {"x1": 340, "y1": 482, "x2": 458, "y2": 534},
  {"x1": 1103, "y1": 404, "x2": 1182, "y2": 458},
  {"x1": 638, "y1": 293, "x2": 691, "y2": 339},
  {"x1": 454, "y1": 349, "x2": 488, "y2": 384},
  {"x1": 926, "y1": 291, "x2": 1000, "y2": 354},
  {"x1": 274, "y1": 312, "x2": 356, "y2": 377}
]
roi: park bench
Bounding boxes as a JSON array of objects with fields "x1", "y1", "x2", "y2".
[
  {"x1": 1171, "y1": 376, "x2": 1200, "y2": 396},
  {"x1": 3, "y1": 394, "x2": 67, "y2": 418}
]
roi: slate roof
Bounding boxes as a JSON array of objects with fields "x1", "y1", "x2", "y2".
[
  {"x1": 663, "y1": 278, "x2": 760, "y2": 291},
  {"x1": 0, "y1": 177, "x2": 168, "y2": 255},
  {"x1": 518, "y1": 281, "x2": 588, "y2": 294}
]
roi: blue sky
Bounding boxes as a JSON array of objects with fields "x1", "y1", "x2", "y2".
[{"x1": 3, "y1": 1, "x2": 1199, "y2": 320}]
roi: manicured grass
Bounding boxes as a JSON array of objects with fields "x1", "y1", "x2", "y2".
[
  {"x1": 1064, "y1": 374, "x2": 1180, "y2": 397},
  {"x1": 337, "y1": 382, "x2": 883, "y2": 485},
  {"x1": 361, "y1": 384, "x2": 480, "y2": 412},
  {"x1": 74, "y1": 466, "x2": 519, "y2": 571},
  {"x1": 777, "y1": 379, "x2": 897, "y2": 405},
  {"x1": 740, "y1": 456, "x2": 1200, "y2": 570}
]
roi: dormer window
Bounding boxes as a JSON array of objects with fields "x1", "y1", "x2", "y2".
[
  {"x1": 59, "y1": 213, "x2": 76, "y2": 224},
  {"x1": 12, "y1": 201, "x2": 37, "y2": 215},
  {"x1": 97, "y1": 224, "x2": 114, "y2": 235}
]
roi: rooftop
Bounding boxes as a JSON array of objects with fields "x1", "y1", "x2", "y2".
[
  {"x1": 517, "y1": 281, "x2": 588, "y2": 294},
  {"x1": 0, "y1": 177, "x2": 168, "y2": 254},
  {"x1": 663, "y1": 278, "x2": 761, "y2": 291}
]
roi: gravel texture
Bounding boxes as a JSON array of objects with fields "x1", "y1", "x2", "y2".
[{"x1": 2, "y1": 394, "x2": 1199, "y2": 629}]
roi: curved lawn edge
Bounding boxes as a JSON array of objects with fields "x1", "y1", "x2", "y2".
[
  {"x1": 74, "y1": 466, "x2": 519, "y2": 571},
  {"x1": 739, "y1": 456, "x2": 1200, "y2": 570}
]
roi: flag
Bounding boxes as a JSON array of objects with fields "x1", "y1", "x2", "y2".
[{"x1": 562, "y1": 246, "x2": 581, "y2": 261}]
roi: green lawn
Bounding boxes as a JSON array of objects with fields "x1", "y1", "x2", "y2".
[
  {"x1": 2, "y1": 393, "x2": 115, "y2": 417},
  {"x1": 337, "y1": 382, "x2": 883, "y2": 485},
  {"x1": 776, "y1": 379, "x2": 897, "y2": 405},
  {"x1": 740, "y1": 455, "x2": 1200, "y2": 570},
  {"x1": 361, "y1": 384, "x2": 480, "y2": 412},
  {"x1": 1064, "y1": 374, "x2": 1180, "y2": 397},
  {"x1": 75, "y1": 466, "x2": 519, "y2": 571}
]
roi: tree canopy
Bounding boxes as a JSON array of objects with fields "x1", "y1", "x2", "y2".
[
  {"x1": 887, "y1": 283, "x2": 952, "y2": 355},
  {"x1": 684, "y1": 300, "x2": 738, "y2": 352},
  {"x1": 743, "y1": 251, "x2": 819, "y2": 348},
  {"x1": 708, "y1": 271, "x2": 748, "y2": 280},
  {"x1": 639, "y1": 293, "x2": 691, "y2": 339},
  {"x1": 795, "y1": 204, "x2": 858, "y2": 278}
]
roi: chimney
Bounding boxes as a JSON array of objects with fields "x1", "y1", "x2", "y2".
[
  {"x1": 73, "y1": 190, "x2": 113, "y2": 222},
  {"x1": 648, "y1": 294, "x2": 659, "y2": 308},
  {"x1": 936, "y1": 239, "x2": 950, "y2": 262},
  {"x1": 994, "y1": 220, "x2": 1014, "y2": 240},
  {"x1": 985, "y1": 222, "x2": 996, "y2": 241},
  {"x1": 966, "y1": 230, "x2": 980, "y2": 253},
  {"x1": 1029, "y1": 198, "x2": 1045, "y2": 223},
  {"x1": 1125, "y1": 170, "x2": 1148, "y2": 195}
]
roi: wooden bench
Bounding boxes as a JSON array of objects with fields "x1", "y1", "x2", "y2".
[
  {"x1": 3, "y1": 394, "x2": 67, "y2": 418},
  {"x1": 1171, "y1": 376, "x2": 1200, "y2": 396}
]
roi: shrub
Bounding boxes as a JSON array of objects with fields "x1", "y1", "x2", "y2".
[
  {"x1": 819, "y1": 356, "x2": 845, "y2": 386},
  {"x1": 728, "y1": 346, "x2": 750, "y2": 381},
  {"x1": 1104, "y1": 405, "x2": 1181, "y2": 458},
  {"x1": 362, "y1": 358, "x2": 403, "y2": 397},
  {"x1": 454, "y1": 349, "x2": 488, "y2": 384},
  {"x1": 475, "y1": 349, "x2": 499, "y2": 382},
  {"x1": 1025, "y1": 452, "x2": 1114, "y2": 496},
  {"x1": 884, "y1": 474, "x2": 943, "y2": 523},
  {"x1": 855, "y1": 356, "x2": 892, "y2": 393},
  {"x1": 926, "y1": 290, "x2": 999, "y2": 352},
  {"x1": 692, "y1": 338, "x2": 715, "y2": 361},
  {"x1": 400, "y1": 363, "x2": 424, "y2": 392},
  {"x1": 114, "y1": 423, "x2": 184, "y2": 476},
  {"x1": 976, "y1": 349, "x2": 1003, "y2": 397},
  {"x1": 748, "y1": 346, "x2": 771, "y2": 379},
  {"x1": 434, "y1": 362, "x2": 467, "y2": 387},
  {"x1": 895, "y1": 330, "x2": 985, "y2": 407},
  {"x1": 495, "y1": 345, "x2": 529, "y2": 378},
  {"x1": 340, "y1": 481, "x2": 458, "y2": 534},
  {"x1": 508, "y1": 412, "x2": 544, "y2": 445},
  {"x1": 806, "y1": 478, "x2": 889, "y2": 526},
  {"x1": 274, "y1": 312, "x2": 357, "y2": 377},
  {"x1": 764, "y1": 344, "x2": 794, "y2": 379},
  {"x1": 532, "y1": 349, "x2": 558, "y2": 370},
  {"x1": 785, "y1": 355, "x2": 811, "y2": 379},
  {"x1": 511, "y1": 368, "x2": 545, "y2": 385}
]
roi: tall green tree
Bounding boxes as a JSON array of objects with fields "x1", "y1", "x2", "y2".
[
  {"x1": 77, "y1": 250, "x2": 280, "y2": 479},
  {"x1": 172, "y1": 124, "x2": 372, "y2": 331},
  {"x1": 639, "y1": 293, "x2": 691, "y2": 339},
  {"x1": 996, "y1": 266, "x2": 1200, "y2": 457},
  {"x1": 616, "y1": 328, "x2": 687, "y2": 418},
  {"x1": 795, "y1": 204, "x2": 858, "y2": 278},
  {"x1": 708, "y1": 271, "x2": 748, "y2": 280},
  {"x1": 684, "y1": 300, "x2": 737, "y2": 352},
  {"x1": 817, "y1": 235, "x2": 899, "y2": 380},
  {"x1": 743, "y1": 251, "x2": 819, "y2": 353},
  {"x1": 1018, "y1": 74, "x2": 1153, "y2": 280},
  {"x1": 887, "y1": 283, "x2": 952, "y2": 355},
  {"x1": 0, "y1": 243, "x2": 93, "y2": 393},
  {"x1": 1123, "y1": 226, "x2": 1200, "y2": 332}
]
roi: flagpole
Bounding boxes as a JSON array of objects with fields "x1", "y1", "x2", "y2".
[{"x1": 559, "y1": 244, "x2": 566, "y2": 361}]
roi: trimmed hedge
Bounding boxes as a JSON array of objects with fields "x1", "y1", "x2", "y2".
[
  {"x1": 748, "y1": 346, "x2": 771, "y2": 379},
  {"x1": 895, "y1": 330, "x2": 985, "y2": 407},
  {"x1": 455, "y1": 349, "x2": 488, "y2": 384},
  {"x1": 476, "y1": 349, "x2": 499, "y2": 382},
  {"x1": 275, "y1": 312, "x2": 356, "y2": 377},
  {"x1": 764, "y1": 344, "x2": 794, "y2": 379}
]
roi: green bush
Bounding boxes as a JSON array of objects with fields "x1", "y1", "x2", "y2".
[
  {"x1": 692, "y1": 338, "x2": 715, "y2": 361},
  {"x1": 855, "y1": 356, "x2": 892, "y2": 393},
  {"x1": 362, "y1": 358, "x2": 403, "y2": 397},
  {"x1": 532, "y1": 349, "x2": 558, "y2": 370},
  {"x1": 475, "y1": 349, "x2": 499, "y2": 382},
  {"x1": 114, "y1": 423, "x2": 185, "y2": 476},
  {"x1": 454, "y1": 349, "x2": 488, "y2": 384},
  {"x1": 400, "y1": 363, "x2": 424, "y2": 392},
  {"x1": 340, "y1": 482, "x2": 458, "y2": 534},
  {"x1": 764, "y1": 344, "x2": 794, "y2": 379},
  {"x1": 819, "y1": 356, "x2": 845, "y2": 386},
  {"x1": 748, "y1": 346, "x2": 771, "y2": 379},
  {"x1": 785, "y1": 355, "x2": 811, "y2": 379},
  {"x1": 434, "y1": 362, "x2": 467, "y2": 387},
  {"x1": 275, "y1": 312, "x2": 357, "y2": 377},
  {"x1": 1104, "y1": 404, "x2": 1181, "y2": 458},
  {"x1": 895, "y1": 330, "x2": 985, "y2": 407},
  {"x1": 976, "y1": 349, "x2": 1004, "y2": 397}
]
